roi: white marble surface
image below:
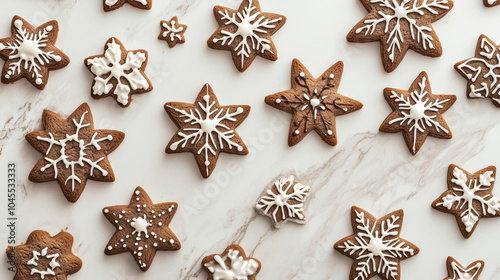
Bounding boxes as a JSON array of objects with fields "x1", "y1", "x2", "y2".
[{"x1": 1, "y1": 0, "x2": 500, "y2": 279}]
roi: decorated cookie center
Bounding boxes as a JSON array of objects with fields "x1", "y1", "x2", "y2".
[
  {"x1": 17, "y1": 38, "x2": 42, "y2": 60},
  {"x1": 408, "y1": 100, "x2": 426, "y2": 120},
  {"x1": 367, "y1": 236, "x2": 384, "y2": 256},
  {"x1": 60, "y1": 137, "x2": 85, "y2": 163},
  {"x1": 27, "y1": 247, "x2": 60, "y2": 278},
  {"x1": 393, "y1": 4, "x2": 408, "y2": 19},
  {"x1": 131, "y1": 214, "x2": 152, "y2": 238}
]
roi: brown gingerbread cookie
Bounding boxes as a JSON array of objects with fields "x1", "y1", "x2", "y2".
[
  {"x1": 103, "y1": 0, "x2": 152, "y2": 12},
  {"x1": 444, "y1": 256, "x2": 484, "y2": 280},
  {"x1": 265, "y1": 59, "x2": 363, "y2": 147},
  {"x1": 158, "y1": 16, "x2": 187, "y2": 48},
  {"x1": 484, "y1": 0, "x2": 500, "y2": 7},
  {"x1": 103, "y1": 186, "x2": 181, "y2": 271},
  {"x1": 202, "y1": 244, "x2": 261, "y2": 280},
  {"x1": 26, "y1": 103, "x2": 125, "y2": 203},
  {"x1": 6, "y1": 230, "x2": 82, "y2": 280},
  {"x1": 0, "y1": 15, "x2": 69, "y2": 90}
]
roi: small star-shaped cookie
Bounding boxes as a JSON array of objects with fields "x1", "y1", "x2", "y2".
[
  {"x1": 26, "y1": 103, "x2": 125, "y2": 203},
  {"x1": 432, "y1": 164, "x2": 500, "y2": 238},
  {"x1": 202, "y1": 244, "x2": 261, "y2": 280},
  {"x1": 164, "y1": 84, "x2": 250, "y2": 178},
  {"x1": 334, "y1": 206, "x2": 419, "y2": 280},
  {"x1": 103, "y1": 0, "x2": 152, "y2": 12},
  {"x1": 158, "y1": 16, "x2": 187, "y2": 48},
  {"x1": 379, "y1": 71, "x2": 456, "y2": 155},
  {"x1": 455, "y1": 34, "x2": 500, "y2": 107},
  {"x1": 6, "y1": 230, "x2": 82, "y2": 280},
  {"x1": 265, "y1": 59, "x2": 363, "y2": 147},
  {"x1": 347, "y1": 0, "x2": 454, "y2": 72},
  {"x1": 103, "y1": 186, "x2": 181, "y2": 271},
  {"x1": 484, "y1": 0, "x2": 500, "y2": 7},
  {"x1": 444, "y1": 256, "x2": 484, "y2": 280},
  {"x1": 207, "y1": 0, "x2": 286, "y2": 72},
  {"x1": 0, "y1": 16, "x2": 69, "y2": 90}
]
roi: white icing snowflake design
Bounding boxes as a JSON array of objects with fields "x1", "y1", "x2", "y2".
[
  {"x1": 27, "y1": 247, "x2": 60, "y2": 279},
  {"x1": 450, "y1": 260, "x2": 483, "y2": 280},
  {"x1": 255, "y1": 176, "x2": 310, "y2": 228},
  {"x1": 204, "y1": 249, "x2": 260, "y2": 280},
  {"x1": 161, "y1": 20, "x2": 183, "y2": 42}
]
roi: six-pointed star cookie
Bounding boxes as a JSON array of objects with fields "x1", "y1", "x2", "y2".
[
  {"x1": 202, "y1": 244, "x2": 261, "y2": 280},
  {"x1": 103, "y1": 0, "x2": 152, "y2": 12},
  {"x1": 158, "y1": 16, "x2": 187, "y2": 48},
  {"x1": 347, "y1": 0, "x2": 453, "y2": 72},
  {"x1": 0, "y1": 15, "x2": 69, "y2": 90},
  {"x1": 484, "y1": 0, "x2": 500, "y2": 7},
  {"x1": 164, "y1": 83, "x2": 250, "y2": 178},
  {"x1": 6, "y1": 230, "x2": 82, "y2": 280},
  {"x1": 103, "y1": 186, "x2": 181, "y2": 271},
  {"x1": 25, "y1": 103, "x2": 125, "y2": 203},
  {"x1": 265, "y1": 59, "x2": 363, "y2": 147},
  {"x1": 207, "y1": 0, "x2": 286, "y2": 72},
  {"x1": 379, "y1": 71, "x2": 456, "y2": 155},
  {"x1": 84, "y1": 37, "x2": 153, "y2": 107},
  {"x1": 455, "y1": 34, "x2": 500, "y2": 107},
  {"x1": 432, "y1": 164, "x2": 500, "y2": 238},
  {"x1": 334, "y1": 206, "x2": 419, "y2": 280},
  {"x1": 444, "y1": 256, "x2": 484, "y2": 280}
]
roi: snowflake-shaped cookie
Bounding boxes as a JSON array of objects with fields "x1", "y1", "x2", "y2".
[
  {"x1": 103, "y1": 186, "x2": 181, "y2": 271},
  {"x1": 202, "y1": 244, "x2": 261, "y2": 280},
  {"x1": 84, "y1": 37, "x2": 153, "y2": 107},
  {"x1": 164, "y1": 84, "x2": 250, "y2": 178},
  {"x1": 6, "y1": 230, "x2": 82, "y2": 280},
  {"x1": 0, "y1": 16, "x2": 69, "y2": 90},
  {"x1": 265, "y1": 59, "x2": 363, "y2": 147},
  {"x1": 255, "y1": 176, "x2": 310, "y2": 228},
  {"x1": 207, "y1": 0, "x2": 286, "y2": 72},
  {"x1": 484, "y1": 0, "x2": 500, "y2": 7},
  {"x1": 103, "y1": 0, "x2": 152, "y2": 12},
  {"x1": 379, "y1": 71, "x2": 456, "y2": 155},
  {"x1": 444, "y1": 256, "x2": 484, "y2": 280},
  {"x1": 454, "y1": 35, "x2": 500, "y2": 107},
  {"x1": 26, "y1": 103, "x2": 125, "y2": 203},
  {"x1": 432, "y1": 164, "x2": 500, "y2": 238},
  {"x1": 334, "y1": 206, "x2": 419, "y2": 280},
  {"x1": 158, "y1": 16, "x2": 187, "y2": 48},
  {"x1": 347, "y1": 0, "x2": 453, "y2": 72}
]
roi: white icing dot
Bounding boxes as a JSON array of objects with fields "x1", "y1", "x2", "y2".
[
  {"x1": 14, "y1": 20, "x2": 23, "y2": 28},
  {"x1": 294, "y1": 130, "x2": 300, "y2": 135},
  {"x1": 158, "y1": 222, "x2": 162, "y2": 226},
  {"x1": 46, "y1": 25, "x2": 53, "y2": 31},
  {"x1": 104, "y1": 209, "x2": 109, "y2": 213},
  {"x1": 169, "y1": 239, "x2": 174, "y2": 245},
  {"x1": 275, "y1": 98, "x2": 281, "y2": 104},
  {"x1": 205, "y1": 160, "x2": 210, "y2": 166},
  {"x1": 170, "y1": 143, "x2": 178, "y2": 151},
  {"x1": 123, "y1": 244, "x2": 127, "y2": 248},
  {"x1": 327, "y1": 130, "x2": 333, "y2": 136},
  {"x1": 299, "y1": 72, "x2": 305, "y2": 77},
  {"x1": 153, "y1": 243, "x2": 158, "y2": 247},
  {"x1": 237, "y1": 146, "x2": 243, "y2": 152},
  {"x1": 135, "y1": 191, "x2": 140, "y2": 195},
  {"x1": 35, "y1": 78, "x2": 42, "y2": 85},
  {"x1": 236, "y1": 107, "x2": 244, "y2": 113},
  {"x1": 121, "y1": 210, "x2": 126, "y2": 214},
  {"x1": 329, "y1": 74, "x2": 334, "y2": 79},
  {"x1": 138, "y1": 252, "x2": 142, "y2": 257},
  {"x1": 118, "y1": 226, "x2": 123, "y2": 230},
  {"x1": 203, "y1": 95, "x2": 210, "y2": 102},
  {"x1": 107, "y1": 246, "x2": 113, "y2": 250},
  {"x1": 143, "y1": 204, "x2": 147, "y2": 208}
]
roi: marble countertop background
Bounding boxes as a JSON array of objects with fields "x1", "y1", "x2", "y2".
[{"x1": 1, "y1": 0, "x2": 500, "y2": 279}]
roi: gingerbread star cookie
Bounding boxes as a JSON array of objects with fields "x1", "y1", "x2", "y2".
[
  {"x1": 202, "y1": 244, "x2": 261, "y2": 280},
  {"x1": 103, "y1": 186, "x2": 181, "y2": 271},
  {"x1": 207, "y1": 0, "x2": 286, "y2": 72},
  {"x1": 334, "y1": 206, "x2": 419, "y2": 280},
  {"x1": 158, "y1": 16, "x2": 187, "y2": 48},
  {"x1": 103, "y1": 0, "x2": 152, "y2": 12},
  {"x1": 0, "y1": 16, "x2": 69, "y2": 90},
  {"x1": 484, "y1": 0, "x2": 500, "y2": 7},
  {"x1": 444, "y1": 256, "x2": 484, "y2": 280},
  {"x1": 84, "y1": 37, "x2": 153, "y2": 107},
  {"x1": 255, "y1": 176, "x2": 310, "y2": 228},
  {"x1": 347, "y1": 0, "x2": 453, "y2": 72},
  {"x1": 455, "y1": 35, "x2": 500, "y2": 107},
  {"x1": 432, "y1": 164, "x2": 500, "y2": 239},
  {"x1": 379, "y1": 71, "x2": 455, "y2": 155},
  {"x1": 26, "y1": 103, "x2": 125, "y2": 203},
  {"x1": 164, "y1": 84, "x2": 250, "y2": 178},
  {"x1": 265, "y1": 59, "x2": 363, "y2": 147},
  {"x1": 6, "y1": 230, "x2": 82, "y2": 280}
]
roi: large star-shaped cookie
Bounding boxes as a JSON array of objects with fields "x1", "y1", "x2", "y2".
[
  {"x1": 202, "y1": 244, "x2": 261, "y2": 280},
  {"x1": 0, "y1": 16, "x2": 69, "y2": 90},
  {"x1": 379, "y1": 71, "x2": 456, "y2": 155},
  {"x1": 103, "y1": 186, "x2": 181, "y2": 271},
  {"x1": 347, "y1": 0, "x2": 453, "y2": 72},
  {"x1": 265, "y1": 59, "x2": 363, "y2": 147},
  {"x1": 164, "y1": 84, "x2": 250, "y2": 178},
  {"x1": 432, "y1": 164, "x2": 500, "y2": 238},
  {"x1": 334, "y1": 206, "x2": 419, "y2": 280},
  {"x1": 444, "y1": 256, "x2": 484, "y2": 280},
  {"x1": 103, "y1": 0, "x2": 152, "y2": 12},
  {"x1": 207, "y1": 0, "x2": 286, "y2": 72},
  {"x1": 26, "y1": 103, "x2": 125, "y2": 203}
]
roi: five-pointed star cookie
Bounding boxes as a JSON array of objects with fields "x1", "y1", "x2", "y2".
[
  {"x1": 347, "y1": 0, "x2": 453, "y2": 72},
  {"x1": 454, "y1": 34, "x2": 500, "y2": 107},
  {"x1": 158, "y1": 16, "x2": 187, "y2": 48},
  {"x1": 207, "y1": 0, "x2": 286, "y2": 72},
  {"x1": 6, "y1": 230, "x2": 82, "y2": 280},
  {"x1": 265, "y1": 59, "x2": 363, "y2": 147},
  {"x1": 26, "y1": 103, "x2": 125, "y2": 203},
  {"x1": 103, "y1": 186, "x2": 181, "y2": 271},
  {"x1": 202, "y1": 244, "x2": 261, "y2": 280},
  {"x1": 432, "y1": 164, "x2": 500, "y2": 239},
  {"x1": 484, "y1": 0, "x2": 500, "y2": 7},
  {"x1": 379, "y1": 71, "x2": 456, "y2": 155},
  {"x1": 334, "y1": 206, "x2": 419, "y2": 280},
  {"x1": 103, "y1": 0, "x2": 152, "y2": 12},
  {"x1": 444, "y1": 256, "x2": 484, "y2": 280},
  {"x1": 164, "y1": 83, "x2": 250, "y2": 179},
  {"x1": 0, "y1": 16, "x2": 69, "y2": 90}
]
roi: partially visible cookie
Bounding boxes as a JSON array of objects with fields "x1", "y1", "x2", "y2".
[
  {"x1": 484, "y1": 0, "x2": 500, "y2": 7},
  {"x1": 202, "y1": 244, "x2": 261, "y2": 280},
  {"x1": 6, "y1": 230, "x2": 82, "y2": 280},
  {"x1": 158, "y1": 16, "x2": 187, "y2": 48},
  {"x1": 444, "y1": 256, "x2": 484, "y2": 280},
  {"x1": 103, "y1": 0, "x2": 152, "y2": 12}
]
